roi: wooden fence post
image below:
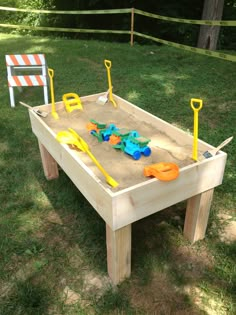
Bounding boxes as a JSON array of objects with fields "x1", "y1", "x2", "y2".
[{"x1": 130, "y1": 7, "x2": 135, "y2": 46}]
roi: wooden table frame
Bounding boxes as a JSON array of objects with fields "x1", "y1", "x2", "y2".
[{"x1": 29, "y1": 93, "x2": 227, "y2": 285}]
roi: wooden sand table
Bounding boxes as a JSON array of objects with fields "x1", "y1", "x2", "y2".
[{"x1": 28, "y1": 93, "x2": 227, "y2": 284}]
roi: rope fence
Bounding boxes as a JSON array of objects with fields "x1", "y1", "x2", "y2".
[{"x1": 0, "y1": 6, "x2": 235, "y2": 62}]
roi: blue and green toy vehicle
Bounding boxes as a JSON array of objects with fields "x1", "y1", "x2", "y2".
[
  {"x1": 90, "y1": 122, "x2": 119, "y2": 142},
  {"x1": 113, "y1": 130, "x2": 151, "y2": 160}
]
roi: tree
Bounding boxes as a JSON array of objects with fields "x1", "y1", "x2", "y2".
[{"x1": 197, "y1": 0, "x2": 225, "y2": 50}]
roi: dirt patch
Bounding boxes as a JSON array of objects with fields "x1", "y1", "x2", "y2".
[
  {"x1": 46, "y1": 210, "x2": 63, "y2": 225},
  {"x1": 171, "y1": 244, "x2": 215, "y2": 281},
  {"x1": 63, "y1": 286, "x2": 83, "y2": 305},
  {"x1": 127, "y1": 273, "x2": 201, "y2": 314},
  {"x1": 218, "y1": 213, "x2": 236, "y2": 244},
  {"x1": 82, "y1": 271, "x2": 112, "y2": 298},
  {"x1": 220, "y1": 221, "x2": 236, "y2": 243}
]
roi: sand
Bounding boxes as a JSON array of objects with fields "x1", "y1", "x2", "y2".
[{"x1": 42, "y1": 100, "x2": 194, "y2": 191}]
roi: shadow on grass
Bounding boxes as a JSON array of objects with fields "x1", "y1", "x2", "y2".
[
  {"x1": 120, "y1": 208, "x2": 235, "y2": 314},
  {"x1": 31, "y1": 165, "x2": 236, "y2": 313},
  {"x1": 1, "y1": 134, "x2": 235, "y2": 313},
  {"x1": 0, "y1": 111, "x2": 234, "y2": 313},
  {"x1": 0, "y1": 276, "x2": 52, "y2": 315}
]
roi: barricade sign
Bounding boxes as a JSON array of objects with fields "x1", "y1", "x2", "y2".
[{"x1": 5, "y1": 54, "x2": 49, "y2": 107}]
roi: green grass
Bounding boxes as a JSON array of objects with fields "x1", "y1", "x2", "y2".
[{"x1": 0, "y1": 32, "x2": 235, "y2": 314}]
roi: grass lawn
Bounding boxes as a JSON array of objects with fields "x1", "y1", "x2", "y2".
[{"x1": 0, "y1": 32, "x2": 235, "y2": 315}]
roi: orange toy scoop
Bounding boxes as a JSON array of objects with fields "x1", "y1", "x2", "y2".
[
  {"x1": 109, "y1": 134, "x2": 121, "y2": 145},
  {"x1": 144, "y1": 162, "x2": 179, "y2": 181},
  {"x1": 86, "y1": 122, "x2": 99, "y2": 133}
]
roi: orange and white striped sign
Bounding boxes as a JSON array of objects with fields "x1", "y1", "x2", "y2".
[
  {"x1": 8, "y1": 75, "x2": 47, "y2": 87},
  {"x1": 6, "y1": 54, "x2": 46, "y2": 66},
  {"x1": 5, "y1": 53, "x2": 49, "y2": 107}
]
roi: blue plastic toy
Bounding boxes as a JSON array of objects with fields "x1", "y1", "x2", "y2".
[
  {"x1": 91, "y1": 123, "x2": 119, "y2": 142},
  {"x1": 113, "y1": 130, "x2": 151, "y2": 160}
]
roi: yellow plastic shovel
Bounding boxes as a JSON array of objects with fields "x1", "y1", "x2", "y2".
[
  {"x1": 56, "y1": 129, "x2": 119, "y2": 188},
  {"x1": 191, "y1": 98, "x2": 203, "y2": 161},
  {"x1": 56, "y1": 131, "x2": 86, "y2": 152},
  {"x1": 48, "y1": 68, "x2": 59, "y2": 120},
  {"x1": 104, "y1": 59, "x2": 117, "y2": 108}
]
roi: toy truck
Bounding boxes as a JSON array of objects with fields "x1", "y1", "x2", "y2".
[
  {"x1": 109, "y1": 128, "x2": 131, "y2": 145},
  {"x1": 86, "y1": 119, "x2": 106, "y2": 134},
  {"x1": 87, "y1": 120, "x2": 119, "y2": 142},
  {"x1": 113, "y1": 131, "x2": 151, "y2": 160}
]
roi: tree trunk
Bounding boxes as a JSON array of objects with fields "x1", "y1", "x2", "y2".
[{"x1": 197, "y1": 0, "x2": 225, "y2": 50}]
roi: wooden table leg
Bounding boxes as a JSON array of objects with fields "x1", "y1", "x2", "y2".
[
  {"x1": 38, "y1": 141, "x2": 59, "y2": 180},
  {"x1": 184, "y1": 188, "x2": 214, "y2": 243},
  {"x1": 106, "y1": 224, "x2": 131, "y2": 285}
]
